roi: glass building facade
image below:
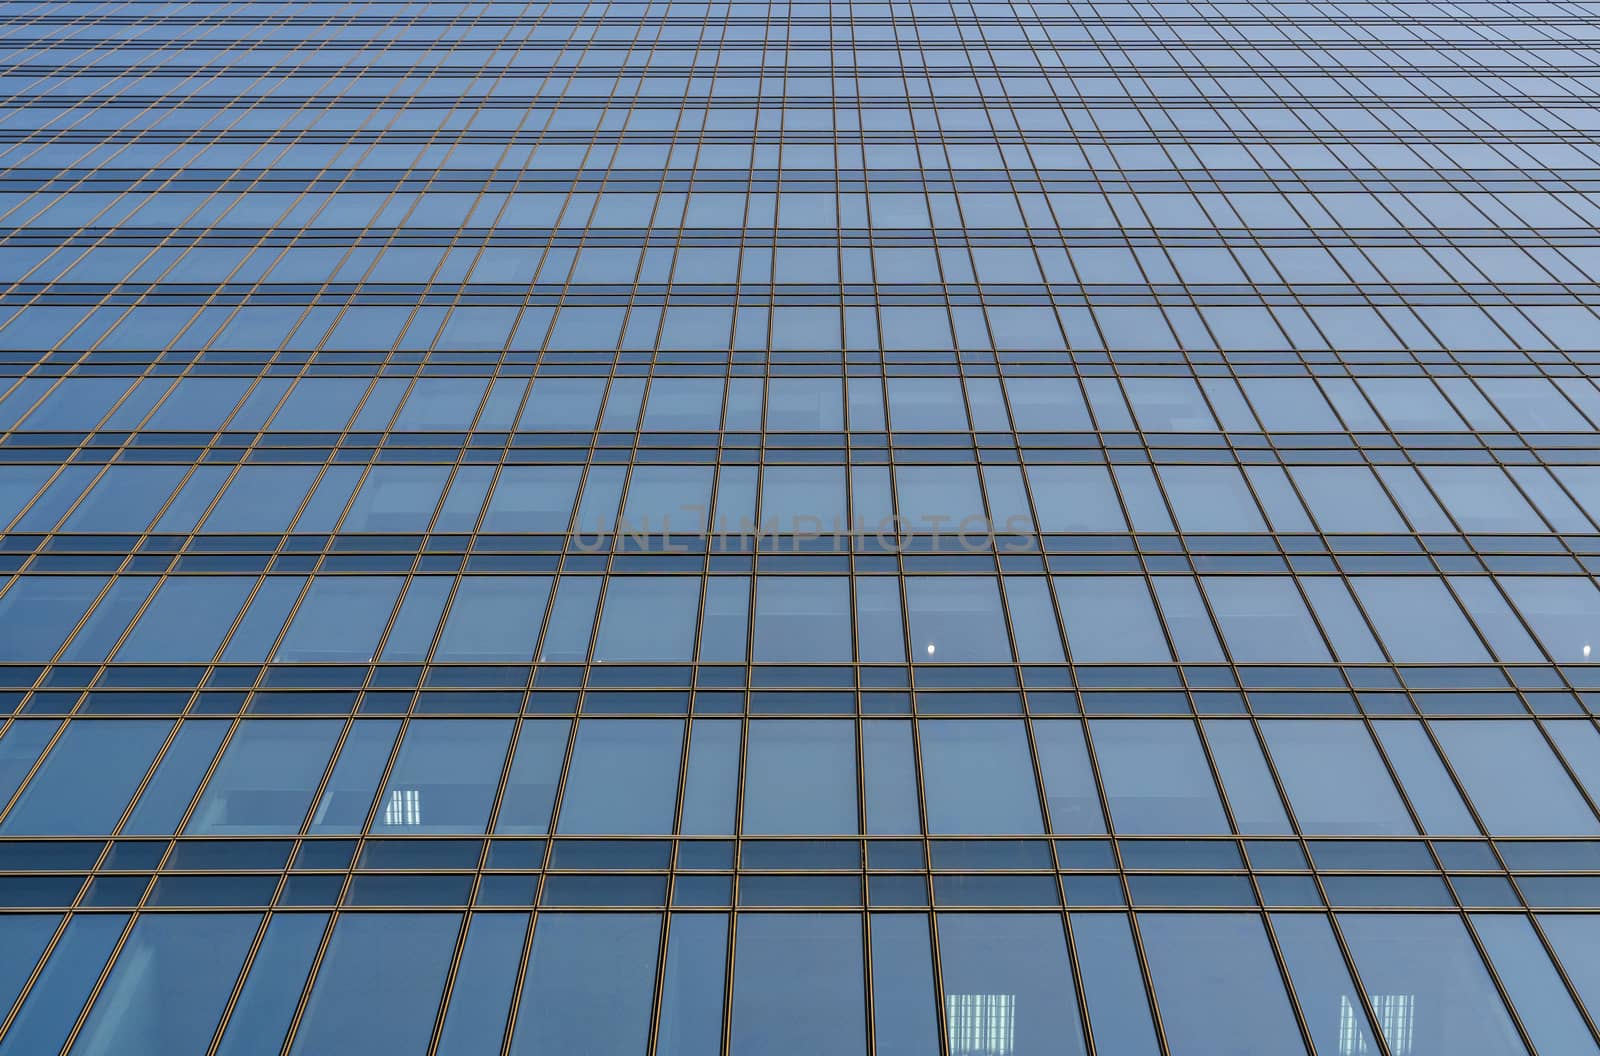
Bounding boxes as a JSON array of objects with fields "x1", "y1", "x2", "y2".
[{"x1": 2, "y1": 0, "x2": 1600, "y2": 1053}]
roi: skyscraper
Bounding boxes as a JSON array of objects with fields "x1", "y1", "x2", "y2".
[{"x1": 1, "y1": 0, "x2": 1600, "y2": 1052}]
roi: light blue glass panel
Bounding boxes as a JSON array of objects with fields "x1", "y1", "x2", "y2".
[
  {"x1": 1139, "y1": 913, "x2": 1308, "y2": 1056},
  {"x1": 59, "y1": 577, "x2": 157, "y2": 662},
  {"x1": 115, "y1": 576, "x2": 254, "y2": 663},
  {"x1": 1261, "y1": 720, "x2": 1416, "y2": 835},
  {"x1": 373, "y1": 719, "x2": 513, "y2": 833},
  {"x1": 1270, "y1": 913, "x2": 1380, "y2": 1056},
  {"x1": 434, "y1": 575, "x2": 551, "y2": 662},
  {"x1": 0, "y1": 721, "x2": 60, "y2": 810},
  {"x1": 557, "y1": 719, "x2": 682, "y2": 834},
  {"x1": 274, "y1": 575, "x2": 403, "y2": 662},
  {"x1": 214, "y1": 913, "x2": 328, "y2": 1056},
  {"x1": 753, "y1": 576, "x2": 851, "y2": 662},
  {"x1": 435, "y1": 913, "x2": 528, "y2": 1056},
  {"x1": 510, "y1": 914, "x2": 661, "y2": 1056},
  {"x1": 493, "y1": 720, "x2": 572, "y2": 834},
  {"x1": 0, "y1": 576, "x2": 107, "y2": 662},
  {"x1": 1201, "y1": 720, "x2": 1292, "y2": 834},
  {"x1": 288, "y1": 913, "x2": 461, "y2": 1056},
  {"x1": 1032, "y1": 720, "x2": 1107, "y2": 834},
  {"x1": 0, "y1": 914, "x2": 128, "y2": 1056},
  {"x1": 0, "y1": 916, "x2": 59, "y2": 1024},
  {"x1": 1202, "y1": 576, "x2": 1330, "y2": 662},
  {"x1": 69, "y1": 913, "x2": 260, "y2": 1056},
  {"x1": 742, "y1": 720, "x2": 857, "y2": 834},
  {"x1": 730, "y1": 914, "x2": 866, "y2": 1056},
  {"x1": 920, "y1": 720, "x2": 1043, "y2": 834},
  {"x1": 308, "y1": 720, "x2": 401, "y2": 834},
  {"x1": 1432, "y1": 720, "x2": 1599, "y2": 835},
  {"x1": 1072, "y1": 914, "x2": 1161, "y2": 1056},
  {"x1": 122, "y1": 716, "x2": 228, "y2": 832},
  {"x1": 1473, "y1": 914, "x2": 1599, "y2": 1056},
  {"x1": 656, "y1": 915, "x2": 728, "y2": 1056},
  {"x1": 2, "y1": 719, "x2": 170, "y2": 834},
  {"x1": 593, "y1": 577, "x2": 700, "y2": 661},
  {"x1": 1349, "y1": 577, "x2": 1490, "y2": 662},
  {"x1": 1056, "y1": 576, "x2": 1172, "y2": 663},
  {"x1": 1091, "y1": 720, "x2": 1229, "y2": 835},
  {"x1": 938, "y1": 913, "x2": 1087, "y2": 1056},
  {"x1": 870, "y1": 914, "x2": 939, "y2": 1056},
  {"x1": 1539, "y1": 915, "x2": 1600, "y2": 1024},
  {"x1": 905, "y1": 576, "x2": 1013, "y2": 663},
  {"x1": 1340, "y1": 913, "x2": 1528, "y2": 1056},
  {"x1": 187, "y1": 720, "x2": 342, "y2": 834},
  {"x1": 1499, "y1": 576, "x2": 1600, "y2": 663}
]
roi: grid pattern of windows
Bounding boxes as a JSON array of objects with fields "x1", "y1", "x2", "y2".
[{"x1": 2, "y1": 0, "x2": 1600, "y2": 1052}]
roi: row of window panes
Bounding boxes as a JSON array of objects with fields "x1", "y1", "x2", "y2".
[{"x1": 1, "y1": 713, "x2": 1598, "y2": 837}]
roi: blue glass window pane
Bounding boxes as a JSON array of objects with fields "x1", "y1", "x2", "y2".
[
  {"x1": 122, "y1": 721, "x2": 229, "y2": 835},
  {"x1": 0, "y1": 576, "x2": 107, "y2": 662},
  {"x1": 59, "y1": 577, "x2": 156, "y2": 663},
  {"x1": 1072, "y1": 914, "x2": 1161, "y2": 1056},
  {"x1": 870, "y1": 914, "x2": 940, "y2": 1056},
  {"x1": 435, "y1": 913, "x2": 529, "y2": 1056},
  {"x1": 937, "y1": 913, "x2": 1087, "y2": 1056},
  {"x1": 0, "y1": 915, "x2": 126, "y2": 1056},
  {"x1": 593, "y1": 577, "x2": 700, "y2": 662},
  {"x1": 758, "y1": 466, "x2": 846, "y2": 529},
  {"x1": 557, "y1": 719, "x2": 682, "y2": 834},
  {"x1": 275, "y1": 576, "x2": 403, "y2": 662},
  {"x1": 203, "y1": 466, "x2": 320, "y2": 533},
  {"x1": 1201, "y1": 576, "x2": 1330, "y2": 663},
  {"x1": 1026, "y1": 466, "x2": 1125, "y2": 531},
  {"x1": 1090, "y1": 720, "x2": 1229, "y2": 835},
  {"x1": 920, "y1": 720, "x2": 1043, "y2": 835},
  {"x1": 742, "y1": 720, "x2": 857, "y2": 834},
  {"x1": 1139, "y1": 913, "x2": 1308, "y2": 1056},
  {"x1": 1158, "y1": 466, "x2": 1267, "y2": 532},
  {"x1": 679, "y1": 719, "x2": 740, "y2": 836},
  {"x1": 894, "y1": 465, "x2": 985, "y2": 530},
  {"x1": 1270, "y1": 913, "x2": 1380, "y2": 1056},
  {"x1": 0, "y1": 721, "x2": 59, "y2": 810},
  {"x1": 379, "y1": 577, "x2": 452, "y2": 662},
  {"x1": 116, "y1": 576, "x2": 254, "y2": 663},
  {"x1": 1032, "y1": 721, "x2": 1107, "y2": 835},
  {"x1": 482, "y1": 467, "x2": 581, "y2": 532},
  {"x1": 905, "y1": 576, "x2": 1012, "y2": 663},
  {"x1": 61, "y1": 466, "x2": 185, "y2": 532},
  {"x1": 1499, "y1": 576, "x2": 1600, "y2": 663},
  {"x1": 69, "y1": 913, "x2": 260, "y2": 1056},
  {"x1": 2, "y1": 719, "x2": 170, "y2": 835},
  {"x1": 288, "y1": 913, "x2": 461, "y2": 1056},
  {"x1": 0, "y1": 915, "x2": 59, "y2": 1024},
  {"x1": 730, "y1": 914, "x2": 866, "y2": 1056},
  {"x1": 308, "y1": 720, "x2": 401, "y2": 834},
  {"x1": 214, "y1": 913, "x2": 329, "y2": 1056},
  {"x1": 766, "y1": 378, "x2": 843, "y2": 431},
  {"x1": 655, "y1": 914, "x2": 728, "y2": 1056},
  {"x1": 1056, "y1": 576, "x2": 1172, "y2": 663},
  {"x1": 434, "y1": 575, "x2": 552, "y2": 662},
  {"x1": 1473, "y1": 914, "x2": 1599, "y2": 1056},
  {"x1": 373, "y1": 719, "x2": 513, "y2": 834},
  {"x1": 1349, "y1": 578, "x2": 1490, "y2": 663},
  {"x1": 1539, "y1": 914, "x2": 1600, "y2": 1024},
  {"x1": 1432, "y1": 720, "x2": 1600, "y2": 836},
  {"x1": 753, "y1": 576, "x2": 851, "y2": 662},
  {"x1": 1261, "y1": 720, "x2": 1416, "y2": 835},
  {"x1": 1339, "y1": 913, "x2": 1527, "y2": 1056},
  {"x1": 187, "y1": 720, "x2": 342, "y2": 834},
  {"x1": 494, "y1": 720, "x2": 573, "y2": 835},
  {"x1": 510, "y1": 914, "x2": 661, "y2": 1056}
]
